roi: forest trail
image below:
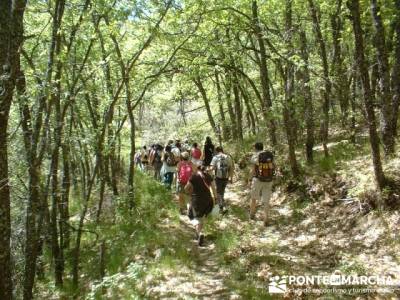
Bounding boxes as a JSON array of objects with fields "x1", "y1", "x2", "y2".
[{"x1": 141, "y1": 178, "x2": 400, "y2": 299}]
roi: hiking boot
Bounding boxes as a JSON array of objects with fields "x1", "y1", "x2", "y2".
[{"x1": 198, "y1": 234, "x2": 205, "y2": 246}]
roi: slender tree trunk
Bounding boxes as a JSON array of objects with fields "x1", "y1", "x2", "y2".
[
  {"x1": 238, "y1": 83, "x2": 257, "y2": 136},
  {"x1": 232, "y1": 73, "x2": 243, "y2": 141},
  {"x1": 61, "y1": 143, "x2": 71, "y2": 250},
  {"x1": 215, "y1": 71, "x2": 229, "y2": 140},
  {"x1": 348, "y1": 0, "x2": 386, "y2": 191},
  {"x1": 299, "y1": 30, "x2": 315, "y2": 164},
  {"x1": 350, "y1": 74, "x2": 357, "y2": 143},
  {"x1": 194, "y1": 76, "x2": 217, "y2": 134},
  {"x1": 0, "y1": 1, "x2": 26, "y2": 298},
  {"x1": 308, "y1": 0, "x2": 331, "y2": 157},
  {"x1": 371, "y1": 0, "x2": 395, "y2": 155},
  {"x1": 224, "y1": 75, "x2": 238, "y2": 139},
  {"x1": 0, "y1": 2, "x2": 13, "y2": 296},
  {"x1": 283, "y1": 0, "x2": 300, "y2": 177},
  {"x1": 252, "y1": 0, "x2": 277, "y2": 146},
  {"x1": 331, "y1": 0, "x2": 350, "y2": 125},
  {"x1": 392, "y1": 0, "x2": 400, "y2": 136}
]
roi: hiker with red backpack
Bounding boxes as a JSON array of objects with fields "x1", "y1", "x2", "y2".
[
  {"x1": 176, "y1": 152, "x2": 195, "y2": 214},
  {"x1": 184, "y1": 165, "x2": 217, "y2": 246},
  {"x1": 210, "y1": 146, "x2": 234, "y2": 213},
  {"x1": 249, "y1": 142, "x2": 275, "y2": 226}
]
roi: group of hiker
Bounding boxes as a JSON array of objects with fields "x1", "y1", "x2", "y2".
[{"x1": 135, "y1": 137, "x2": 276, "y2": 246}]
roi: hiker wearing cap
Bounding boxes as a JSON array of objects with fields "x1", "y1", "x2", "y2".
[
  {"x1": 176, "y1": 152, "x2": 195, "y2": 214},
  {"x1": 210, "y1": 146, "x2": 234, "y2": 213}
]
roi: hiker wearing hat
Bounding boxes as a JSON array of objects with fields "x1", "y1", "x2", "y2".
[{"x1": 176, "y1": 151, "x2": 195, "y2": 214}]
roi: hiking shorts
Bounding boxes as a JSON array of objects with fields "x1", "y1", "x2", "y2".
[{"x1": 251, "y1": 178, "x2": 272, "y2": 205}]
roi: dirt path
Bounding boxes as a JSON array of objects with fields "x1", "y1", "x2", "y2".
[{"x1": 143, "y1": 180, "x2": 400, "y2": 299}]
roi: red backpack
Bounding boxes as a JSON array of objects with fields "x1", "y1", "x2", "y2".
[
  {"x1": 192, "y1": 148, "x2": 201, "y2": 159},
  {"x1": 178, "y1": 161, "x2": 193, "y2": 184}
]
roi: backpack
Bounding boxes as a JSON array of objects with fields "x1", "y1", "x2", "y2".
[
  {"x1": 215, "y1": 155, "x2": 230, "y2": 179},
  {"x1": 255, "y1": 151, "x2": 275, "y2": 182},
  {"x1": 192, "y1": 148, "x2": 201, "y2": 159},
  {"x1": 178, "y1": 161, "x2": 192, "y2": 184},
  {"x1": 166, "y1": 152, "x2": 177, "y2": 166}
]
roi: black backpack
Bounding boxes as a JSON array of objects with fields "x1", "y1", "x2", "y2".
[{"x1": 255, "y1": 151, "x2": 275, "y2": 182}]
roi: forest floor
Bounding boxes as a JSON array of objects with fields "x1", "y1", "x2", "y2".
[
  {"x1": 133, "y1": 178, "x2": 400, "y2": 299},
  {"x1": 68, "y1": 141, "x2": 400, "y2": 300}
]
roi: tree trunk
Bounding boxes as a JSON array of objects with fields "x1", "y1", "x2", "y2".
[
  {"x1": 238, "y1": 83, "x2": 257, "y2": 136},
  {"x1": 0, "y1": 1, "x2": 27, "y2": 298},
  {"x1": 299, "y1": 30, "x2": 315, "y2": 164},
  {"x1": 331, "y1": 0, "x2": 350, "y2": 125},
  {"x1": 193, "y1": 76, "x2": 217, "y2": 134},
  {"x1": 223, "y1": 75, "x2": 238, "y2": 139},
  {"x1": 391, "y1": 0, "x2": 400, "y2": 137},
  {"x1": 308, "y1": 0, "x2": 331, "y2": 157},
  {"x1": 371, "y1": 0, "x2": 395, "y2": 155},
  {"x1": 348, "y1": 0, "x2": 387, "y2": 191},
  {"x1": 61, "y1": 143, "x2": 71, "y2": 250},
  {"x1": 215, "y1": 71, "x2": 229, "y2": 140},
  {"x1": 232, "y1": 73, "x2": 243, "y2": 141},
  {"x1": 283, "y1": 0, "x2": 300, "y2": 177},
  {"x1": 252, "y1": 0, "x2": 277, "y2": 146}
]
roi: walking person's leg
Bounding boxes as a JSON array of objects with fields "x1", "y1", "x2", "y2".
[
  {"x1": 261, "y1": 181, "x2": 273, "y2": 226},
  {"x1": 193, "y1": 216, "x2": 205, "y2": 246},
  {"x1": 156, "y1": 166, "x2": 162, "y2": 181},
  {"x1": 177, "y1": 183, "x2": 186, "y2": 214},
  {"x1": 216, "y1": 177, "x2": 228, "y2": 211},
  {"x1": 250, "y1": 178, "x2": 261, "y2": 219}
]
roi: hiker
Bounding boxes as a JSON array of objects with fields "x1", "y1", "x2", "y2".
[
  {"x1": 185, "y1": 165, "x2": 217, "y2": 246},
  {"x1": 176, "y1": 152, "x2": 195, "y2": 214},
  {"x1": 191, "y1": 142, "x2": 202, "y2": 166},
  {"x1": 150, "y1": 144, "x2": 164, "y2": 181},
  {"x1": 171, "y1": 140, "x2": 181, "y2": 187},
  {"x1": 202, "y1": 136, "x2": 215, "y2": 167},
  {"x1": 182, "y1": 139, "x2": 191, "y2": 152},
  {"x1": 210, "y1": 146, "x2": 234, "y2": 213},
  {"x1": 140, "y1": 146, "x2": 149, "y2": 172},
  {"x1": 171, "y1": 140, "x2": 181, "y2": 160},
  {"x1": 134, "y1": 150, "x2": 142, "y2": 168},
  {"x1": 249, "y1": 142, "x2": 275, "y2": 226},
  {"x1": 161, "y1": 145, "x2": 177, "y2": 189}
]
